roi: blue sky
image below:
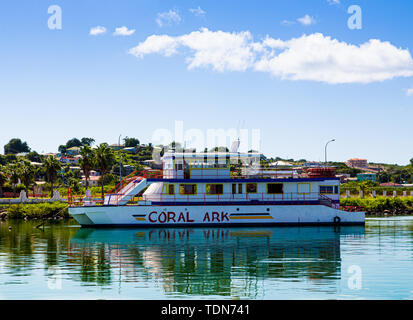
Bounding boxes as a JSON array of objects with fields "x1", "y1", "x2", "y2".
[{"x1": 0, "y1": 0, "x2": 412, "y2": 164}]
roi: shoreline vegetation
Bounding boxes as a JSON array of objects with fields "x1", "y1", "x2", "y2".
[
  {"x1": 1, "y1": 197, "x2": 412, "y2": 221},
  {"x1": 341, "y1": 196, "x2": 413, "y2": 216},
  {"x1": 0, "y1": 202, "x2": 69, "y2": 221}
]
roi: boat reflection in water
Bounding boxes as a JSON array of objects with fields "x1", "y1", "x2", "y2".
[{"x1": 71, "y1": 226, "x2": 365, "y2": 298}]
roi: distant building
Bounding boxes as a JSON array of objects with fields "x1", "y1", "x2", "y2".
[
  {"x1": 269, "y1": 160, "x2": 293, "y2": 167},
  {"x1": 379, "y1": 182, "x2": 402, "y2": 187},
  {"x1": 357, "y1": 173, "x2": 376, "y2": 182},
  {"x1": 16, "y1": 152, "x2": 29, "y2": 157},
  {"x1": 142, "y1": 159, "x2": 162, "y2": 170},
  {"x1": 336, "y1": 173, "x2": 351, "y2": 183},
  {"x1": 89, "y1": 170, "x2": 101, "y2": 177},
  {"x1": 81, "y1": 175, "x2": 100, "y2": 187},
  {"x1": 123, "y1": 165, "x2": 135, "y2": 175},
  {"x1": 30, "y1": 161, "x2": 43, "y2": 167},
  {"x1": 66, "y1": 147, "x2": 81, "y2": 156},
  {"x1": 123, "y1": 147, "x2": 137, "y2": 153},
  {"x1": 59, "y1": 156, "x2": 80, "y2": 165},
  {"x1": 347, "y1": 158, "x2": 367, "y2": 168},
  {"x1": 109, "y1": 144, "x2": 125, "y2": 151},
  {"x1": 303, "y1": 162, "x2": 323, "y2": 168},
  {"x1": 41, "y1": 152, "x2": 58, "y2": 158}
]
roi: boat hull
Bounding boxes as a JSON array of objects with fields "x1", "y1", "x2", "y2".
[{"x1": 69, "y1": 204, "x2": 365, "y2": 227}]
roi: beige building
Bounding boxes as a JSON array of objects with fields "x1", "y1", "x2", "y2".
[{"x1": 347, "y1": 158, "x2": 367, "y2": 168}]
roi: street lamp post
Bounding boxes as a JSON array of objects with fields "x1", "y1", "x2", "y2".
[
  {"x1": 118, "y1": 134, "x2": 122, "y2": 187},
  {"x1": 324, "y1": 139, "x2": 335, "y2": 166}
]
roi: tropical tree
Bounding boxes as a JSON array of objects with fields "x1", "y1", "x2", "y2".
[
  {"x1": 65, "y1": 138, "x2": 83, "y2": 149},
  {"x1": 4, "y1": 138, "x2": 30, "y2": 154},
  {"x1": 79, "y1": 145, "x2": 95, "y2": 190},
  {"x1": 44, "y1": 156, "x2": 62, "y2": 197},
  {"x1": 7, "y1": 162, "x2": 21, "y2": 196},
  {"x1": 64, "y1": 169, "x2": 81, "y2": 194},
  {"x1": 20, "y1": 161, "x2": 35, "y2": 195},
  {"x1": 58, "y1": 145, "x2": 67, "y2": 154},
  {"x1": 0, "y1": 165, "x2": 8, "y2": 197},
  {"x1": 95, "y1": 143, "x2": 116, "y2": 199},
  {"x1": 26, "y1": 151, "x2": 42, "y2": 163},
  {"x1": 123, "y1": 137, "x2": 140, "y2": 148},
  {"x1": 81, "y1": 137, "x2": 95, "y2": 146}
]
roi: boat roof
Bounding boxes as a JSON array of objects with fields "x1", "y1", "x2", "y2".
[{"x1": 162, "y1": 152, "x2": 262, "y2": 160}]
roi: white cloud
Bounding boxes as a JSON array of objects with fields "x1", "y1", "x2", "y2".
[
  {"x1": 90, "y1": 26, "x2": 106, "y2": 36},
  {"x1": 281, "y1": 20, "x2": 295, "y2": 26},
  {"x1": 129, "y1": 35, "x2": 179, "y2": 58},
  {"x1": 113, "y1": 26, "x2": 135, "y2": 36},
  {"x1": 255, "y1": 33, "x2": 413, "y2": 83},
  {"x1": 327, "y1": 0, "x2": 341, "y2": 5},
  {"x1": 189, "y1": 6, "x2": 206, "y2": 17},
  {"x1": 156, "y1": 9, "x2": 181, "y2": 27},
  {"x1": 297, "y1": 14, "x2": 316, "y2": 26},
  {"x1": 407, "y1": 88, "x2": 413, "y2": 96},
  {"x1": 130, "y1": 28, "x2": 255, "y2": 72},
  {"x1": 129, "y1": 29, "x2": 413, "y2": 84}
]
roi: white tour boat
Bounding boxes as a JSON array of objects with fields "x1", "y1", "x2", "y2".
[{"x1": 68, "y1": 151, "x2": 364, "y2": 227}]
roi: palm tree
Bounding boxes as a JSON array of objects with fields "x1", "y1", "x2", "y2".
[
  {"x1": 7, "y1": 163, "x2": 20, "y2": 197},
  {"x1": 79, "y1": 145, "x2": 95, "y2": 190},
  {"x1": 95, "y1": 143, "x2": 116, "y2": 199},
  {"x1": 20, "y1": 161, "x2": 35, "y2": 195},
  {"x1": 44, "y1": 156, "x2": 61, "y2": 197},
  {"x1": 0, "y1": 165, "x2": 8, "y2": 198}
]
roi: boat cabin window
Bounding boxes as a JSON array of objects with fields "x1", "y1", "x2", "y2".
[
  {"x1": 297, "y1": 183, "x2": 311, "y2": 194},
  {"x1": 246, "y1": 183, "x2": 257, "y2": 193},
  {"x1": 162, "y1": 184, "x2": 175, "y2": 195},
  {"x1": 175, "y1": 163, "x2": 183, "y2": 170},
  {"x1": 179, "y1": 184, "x2": 197, "y2": 195},
  {"x1": 319, "y1": 186, "x2": 338, "y2": 194},
  {"x1": 168, "y1": 184, "x2": 175, "y2": 195},
  {"x1": 206, "y1": 184, "x2": 224, "y2": 195},
  {"x1": 267, "y1": 183, "x2": 284, "y2": 194},
  {"x1": 232, "y1": 183, "x2": 243, "y2": 194}
]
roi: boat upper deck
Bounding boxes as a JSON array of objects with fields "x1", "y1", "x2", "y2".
[
  {"x1": 159, "y1": 151, "x2": 336, "y2": 180},
  {"x1": 68, "y1": 151, "x2": 342, "y2": 208}
]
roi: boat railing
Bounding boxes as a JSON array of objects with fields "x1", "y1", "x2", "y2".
[
  {"x1": 107, "y1": 169, "x2": 163, "y2": 194},
  {"x1": 104, "y1": 168, "x2": 337, "y2": 193},
  {"x1": 68, "y1": 189, "x2": 105, "y2": 207},
  {"x1": 160, "y1": 168, "x2": 321, "y2": 180},
  {"x1": 76, "y1": 191, "x2": 337, "y2": 207}
]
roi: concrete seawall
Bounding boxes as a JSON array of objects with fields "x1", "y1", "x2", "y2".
[{"x1": 0, "y1": 190, "x2": 67, "y2": 204}]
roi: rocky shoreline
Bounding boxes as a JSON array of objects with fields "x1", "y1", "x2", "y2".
[{"x1": 365, "y1": 208, "x2": 413, "y2": 216}]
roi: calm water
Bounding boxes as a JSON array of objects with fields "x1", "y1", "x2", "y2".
[{"x1": 0, "y1": 218, "x2": 412, "y2": 299}]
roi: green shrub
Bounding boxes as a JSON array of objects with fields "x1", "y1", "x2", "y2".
[
  {"x1": 4, "y1": 202, "x2": 69, "y2": 219},
  {"x1": 341, "y1": 196, "x2": 413, "y2": 212}
]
